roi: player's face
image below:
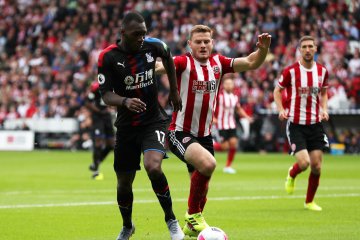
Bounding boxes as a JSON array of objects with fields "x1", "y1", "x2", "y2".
[
  {"x1": 122, "y1": 21, "x2": 147, "y2": 52},
  {"x1": 188, "y1": 32, "x2": 213, "y2": 63},
  {"x1": 223, "y1": 79, "x2": 234, "y2": 93},
  {"x1": 299, "y1": 40, "x2": 317, "y2": 63}
]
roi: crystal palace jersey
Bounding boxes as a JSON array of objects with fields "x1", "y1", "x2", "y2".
[
  {"x1": 278, "y1": 61, "x2": 329, "y2": 125},
  {"x1": 215, "y1": 90, "x2": 239, "y2": 130},
  {"x1": 98, "y1": 38, "x2": 170, "y2": 128},
  {"x1": 169, "y1": 53, "x2": 234, "y2": 137}
]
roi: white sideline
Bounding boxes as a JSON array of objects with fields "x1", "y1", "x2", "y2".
[
  {"x1": 0, "y1": 193, "x2": 359, "y2": 209},
  {"x1": 2, "y1": 186, "x2": 360, "y2": 195}
]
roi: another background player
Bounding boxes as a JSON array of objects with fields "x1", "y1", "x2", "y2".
[
  {"x1": 213, "y1": 77, "x2": 253, "y2": 174},
  {"x1": 85, "y1": 81, "x2": 114, "y2": 180},
  {"x1": 274, "y1": 35, "x2": 329, "y2": 211}
]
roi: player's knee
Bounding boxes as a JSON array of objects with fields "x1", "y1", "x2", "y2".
[
  {"x1": 299, "y1": 160, "x2": 310, "y2": 170},
  {"x1": 310, "y1": 162, "x2": 321, "y2": 174},
  {"x1": 117, "y1": 181, "x2": 132, "y2": 194},
  {"x1": 144, "y1": 162, "x2": 162, "y2": 179},
  {"x1": 198, "y1": 158, "x2": 216, "y2": 176}
]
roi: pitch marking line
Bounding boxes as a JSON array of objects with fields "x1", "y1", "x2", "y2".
[
  {"x1": 0, "y1": 193, "x2": 359, "y2": 209},
  {"x1": 2, "y1": 186, "x2": 360, "y2": 195}
]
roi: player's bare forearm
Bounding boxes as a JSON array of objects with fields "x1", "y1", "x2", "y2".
[
  {"x1": 233, "y1": 33, "x2": 271, "y2": 72},
  {"x1": 102, "y1": 91, "x2": 125, "y2": 107},
  {"x1": 320, "y1": 89, "x2": 328, "y2": 113},
  {"x1": 274, "y1": 86, "x2": 288, "y2": 120},
  {"x1": 273, "y1": 87, "x2": 284, "y2": 112},
  {"x1": 161, "y1": 56, "x2": 182, "y2": 111},
  {"x1": 320, "y1": 88, "x2": 329, "y2": 121},
  {"x1": 161, "y1": 56, "x2": 178, "y2": 92}
]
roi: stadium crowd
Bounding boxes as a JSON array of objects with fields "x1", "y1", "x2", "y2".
[{"x1": 0, "y1": 0, "x2": 359, "y2": 153}]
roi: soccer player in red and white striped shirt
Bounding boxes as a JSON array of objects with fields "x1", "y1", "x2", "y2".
[
  {"x1": 274, "y1": 35, "x2": 330, "y2": 211},
  {"x1": 213, "y1": 77, "x2": 252, "y2": 174},
  {"x1": 156, "y1": 25, "x2": 271, "y2": 236}
]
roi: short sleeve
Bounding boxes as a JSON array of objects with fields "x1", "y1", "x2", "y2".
[
  {"x1": 278, "y1": 67, "x2": 291, "y2": 88},
  {"x1": 174, "y1": 55, "x2": 187, "y2": 74},
  {"x1": 146, "y1": 38, "x2": 171, "y2": 59},
  {"x1": 218, "y1": 55, "x2": 235, "y2": 74},
  {"x1": 98, "y1": 51, "x2": 115, "y2": 96}
]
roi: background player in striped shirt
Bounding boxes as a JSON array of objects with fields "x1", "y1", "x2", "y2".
[
  {"x1": 273, "y1": 35, "x2": 330, "y2": 211},
  {"x1": 213, "y1": 77, "x2": 252, "y2": 174},
  {"x1": 98, "y1": 12, "x2": 184, "y2": 240},
  {"x1": 156, "y1": 25, "x2": 271, "y2": 237}
]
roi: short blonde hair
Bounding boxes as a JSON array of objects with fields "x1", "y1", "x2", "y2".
[
  {"x1": 299, "y1": 35, "x2": 316, "y2": 47},
  {"x1": 189, "y1": 25, "x2": 213, "y2": 40}
]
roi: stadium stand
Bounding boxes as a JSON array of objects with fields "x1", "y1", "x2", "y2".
[{"x1": 0, "y1": 0, "x2": 359, "y2": 153}]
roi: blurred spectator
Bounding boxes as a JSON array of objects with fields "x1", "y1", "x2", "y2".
[{"x1": 0, "y1": 0, "x2": 359, "y2": 151}]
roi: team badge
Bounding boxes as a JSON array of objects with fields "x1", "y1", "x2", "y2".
[
  {"x1": 124, "y1": 75, "x2": 134, "y2": 85},
  {"x1": 146, "y1": 53, "x2": 154, "y2": 63},
  {"x1": 213, "y1": 66, "x2": 220, "y2": 74},
  {"x1": 318, "y1": 76, "x2": 322, "y2": 83},
  {"x1": 97, "y1": 74, "x2": 105, "y2": 85},
  {"x1": 182, "y1": 137, "x2": 191, "y2": 144}
]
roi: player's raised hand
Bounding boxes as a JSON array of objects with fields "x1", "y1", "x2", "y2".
[
  {"x1": 256, "y1": 33, "x2": 272, "y2": 49},
  {"x1": 168, "y1": 90, "x2": 182, "y2": 112}
]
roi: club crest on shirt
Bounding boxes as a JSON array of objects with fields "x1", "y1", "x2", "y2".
[
  {"x1": 318, "y1": 76, "x2": 322, "y2": 84},
  {"x1": 146, "y1": 53, "x2": 154, "y2": 63},
  {"x1": 97, "y1": 74, "x2": 105, "y2": 85},
  {"x1": 213, "y1": 66, "x2": 220, "y2": 74},
  {"x1": 182, "y1": 137, "x2": 191, "y2": 144},
  {"x1": 124, "y1": 75, "x2": 135, "y2": 85}
]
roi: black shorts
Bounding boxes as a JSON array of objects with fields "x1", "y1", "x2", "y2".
[
  {"x1": 167, "y1": 130, "x2": 214, "y2": 172},
  {"x1": 286, "y1": 121, "x2": 329, "y2": 155},
  {"x1": 92, "y1": 114, "x2": 114, "y2": 139},
  {"x1": 218, "y1": 128, "x2": 237, "y2": 142},
  {"x1": 114, "y1": 121, "x2": 168, "y2": 172}
]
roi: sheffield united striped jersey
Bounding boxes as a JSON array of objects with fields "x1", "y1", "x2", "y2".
[
  {"x1": 98, "y1": 38, "x2": 170, "y2": 128},
  {"x1": 169, "y1": 53, "x2": 234, "y2": 137},
  {"x1": 215, "y1": 90, "x2": 239, "y2": 130},
  {"x1": 278, "y1": 61, "x2": 329, "y2": 125}
]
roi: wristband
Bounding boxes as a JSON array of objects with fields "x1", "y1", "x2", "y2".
[{"x1": 122, "y1": 97, "x2": 128, "y2": 107}]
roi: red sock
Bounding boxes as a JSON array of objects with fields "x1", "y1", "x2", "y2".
[
  {"x1": 188, "y1": 170, "x2": 210, "y2": 214},
  {"x1": 213, "y1": 142, "x2": 222, "y2": 151},
  {"x1": 226, "y1": 148, "x2": 236, "y2": 167},
  {"x1": 306, "y1": 172, "x2": 320, "y2": 203},
  {"x1": 289, "y1": 163, "x2": 302, "y2": 178},
  {"x1": 199, "y1": 181, "x2": 209, "y2": 212}
]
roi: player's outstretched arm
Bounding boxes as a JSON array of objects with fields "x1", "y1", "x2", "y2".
[{"x1": 233, "y1": 33, "x2": 271, "y2": 73}]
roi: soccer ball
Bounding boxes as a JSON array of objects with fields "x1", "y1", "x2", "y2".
[{"x1": 197, "y1": 227, "x2": 228, "y2": 240}]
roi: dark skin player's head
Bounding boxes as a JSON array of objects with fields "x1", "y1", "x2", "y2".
[{"x1": 120, "y1": 12, "x2": 147, "y2": 53}]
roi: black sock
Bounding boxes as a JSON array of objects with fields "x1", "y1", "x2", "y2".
[
  {"x1": 117, "y1": 190, "x2": 133, "y2": 228},
  {"x1": 92, "y1": 146, "x2": 102, "y2": 170},
  {"x1": 150, "y1": 173, "x2": 175, "y2": 221},
  {"x1": 100, "y1": 145, "x2": 112, "y2": 162}
]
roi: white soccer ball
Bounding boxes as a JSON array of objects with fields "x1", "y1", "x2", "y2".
[{"x1": 197, "y1": 227, "x2": 228, "y2": 240}]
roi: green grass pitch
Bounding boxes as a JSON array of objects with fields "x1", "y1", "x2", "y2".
[{"x1": 0, "y1": 151, "x2": 359, "y2": 240}]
